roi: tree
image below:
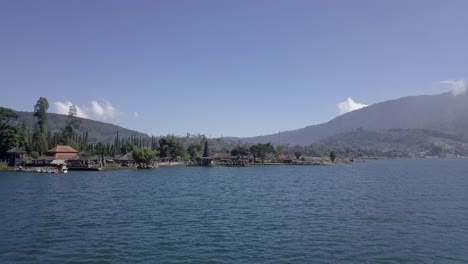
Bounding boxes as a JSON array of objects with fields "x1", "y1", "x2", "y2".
[
  {"x1": 231, "y1": 145, "x2": 249, "y2": 159},
  {"x1": 275, "y1": 145, "x2": 285, "y2": 157},
  {"x1": 0, "y1": 127, "x2": 18, "y2": 161},
  {"x1": 132, "y1": 147, "x2": 157, "y2": 166},
  {"x1": 294, "y1": 151, "x2": 302, "y2": 159},
  {"x1": 158, "y1": 136, "x2": 187, "y2": 161},
  {"x1": 0, "y1": 107, "x2": 19, "y2": 161},
  {"x1": 17, "y1": 123, "x2": 29, "y2": 152},
  {"x1": 260, "y1": 143, "x2": 275, "y2": 163},
  {"x1": 29, "y1": 151, "x2": 39, "y2": 159},
  {"x1": 32, "y1": 127, "x2": 48, "y2": 155},
  {"x1": 187, "y1": 142, "x2": 202, "y2": 162},
  {"x1": 250, "y1": 143, "x2": 274, "y2": 163},
  {"x1": 120, "y1": 142, "x2": 135, "y2": 155},
  {"x1": 329, "y1": 151, "x2": 336, "y2": 163},
  {"x1": 61, "y1": 105, "x2": 81, "y2": 145},
  {"x1": 250, "y1": 145, "x2": 260, "y2": 163},
  {"x1": 429, "y1": 144, "x2": 443, "y2": 157},
  {"x1": 203, "y1": 140, "x2": 210, "y2": 157},
  {"x1": 33, "y1": 97, "x2": 49, "y2": 154},
  {"x1": 0, "y1": 107, "x2": 18, "y2": 130},
  {"x1": 33, "y1": 97, "x2": 49, "y2": 133}
]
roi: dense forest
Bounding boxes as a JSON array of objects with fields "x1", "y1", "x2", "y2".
[{"x1": 11, "y1": 111, "x2": 148, "y2": 144}]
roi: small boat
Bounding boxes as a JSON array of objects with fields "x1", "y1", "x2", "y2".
[
  {"x1": 137, "y1": 165, "x2": 158, "y2": 169},
  {"x1": 16, "y1": 165, "x2": 68, "y2": 174}
]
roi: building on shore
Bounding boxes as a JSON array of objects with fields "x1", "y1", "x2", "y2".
[
  {"x1": 115, "y1": 152, "x2": 135, "y2": 167},
  {"x1": 32, "y1": 145, "x2": 79, "y2": 166},
  {"x1": 67, "y1": 155, "x2": 100, "y2": 168},
  {"x1": 277, "y1": 154, "x2": 293, "y2": 164},
  {"x1": 6, "y1": 147, "x2": 27, "y2": 166}
]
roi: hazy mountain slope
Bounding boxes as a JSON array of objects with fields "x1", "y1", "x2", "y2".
[
  {"x1": 11, "y1": 111, "x2": 149, "y2": 143},
  {"x1": 318, "y1": 128, "x2": 468, "y2": 157},
  {"x1": 240, "y1": 92, "x2": 468, "y2": 145}
]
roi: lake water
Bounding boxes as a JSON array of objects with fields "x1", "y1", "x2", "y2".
[{"x1": 0, "y1": 159, "x2": 467, "y2": 263}]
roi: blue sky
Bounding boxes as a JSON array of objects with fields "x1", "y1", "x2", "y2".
[{"x1": 1, "y1": 0, "x2": 467, "y2": 137}]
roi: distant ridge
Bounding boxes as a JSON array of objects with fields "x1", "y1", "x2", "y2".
[
  {"x1": 11, "y1": 111, "x2": 149, "y2": 143},
  {"x1": 5, "y1": 91, "x2": 468, "y2": 147},
  {"x1": 239, "y1": 91, "x2": 468, "y2": 146}
]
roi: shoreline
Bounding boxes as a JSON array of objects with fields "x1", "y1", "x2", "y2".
[{"x1": 2, "y1": 157, "x2": 466, "y2": 173}]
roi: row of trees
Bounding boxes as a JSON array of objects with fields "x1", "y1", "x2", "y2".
[
  {"x1": 0, "y1": 97, "x2": 168, "y2": 162},
  {"x1": 1, "y1": 97, "x2": 341, "y2": 165},
  {"x1": 1, "y1": 97, "x2": 86, "y2": 160},
  {"x1": 0, "y1": 96, "x2": 205, "y2": 164},
  {"x1": 229, "y1": 143, "x2": 276, "y2": 163},
  {"x1": 229, "y1": 143, "x2": 337, "y2": 163},
  {"x1": 0, "y1": 107, "x2": 23, "y2": 161},
  {"x1": 1, "y1": 97, "x2": 258, "y2": 165}
]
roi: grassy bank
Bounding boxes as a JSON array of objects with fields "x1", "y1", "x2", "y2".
[
  {"x1": 0, "y1": 164, "x2": 13, "y2": 171},
  {"x1": 101, "y1": 165, "x2": 138, "y2": 171}
]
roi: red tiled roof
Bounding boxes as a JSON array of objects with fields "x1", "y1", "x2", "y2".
[
  {"x1": 37, "y1": 156, "x2": 55, "y2": 160},
  {"x1": 279, "y1": 154, "x2": 292, "y2": 161},
  {"x1": 39, "y1": 154, "x2": 78, "y2": 160},
  {"x1": 47, "y1": 145, "x2": 79, "y2": 154},
  {"x1": 54, "y1": 153, "x2": 79, "y2": 160}
]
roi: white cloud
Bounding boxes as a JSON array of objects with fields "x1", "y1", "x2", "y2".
[
  {"x1": 133, "y1": 112, "x2": 140, "y2": 119},
  {"x1": 53, "y1": 101, "x2": 88, "y2": 118},
  {"x1": 53, "y1": 100, "x2": 121, "y2": 121},
  {"x1": 90, "y1": 100, "x2": 120, "y2": 120},
  {"x1": 440, "y1": 79, "x2": 467, "y2": 96},
  {"x1": 337, "y1": 97, "x2": 368, "y2": 115}
]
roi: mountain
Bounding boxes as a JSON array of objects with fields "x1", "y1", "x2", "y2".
[
  {"x1": 8, "y1": 110, "x2": 243, "y2": 151},
  {"x1": 5, "y1": 90, "x2": 468, "y2": 149},
  {"x1": 316, "y1": 128, "x2": 468, "y2": 157},
  {"x1": 240, "y1": 91, "x2": 468, "y2": 146},
  {"x1": 11, "y1": 111, "x2": 149, "y2": 143}
]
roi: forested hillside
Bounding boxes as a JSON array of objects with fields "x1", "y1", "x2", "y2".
[
  {"x1": 11, "y1": 111, "x2": 148, "y2": 144},
  {"x1": 241, "y1": 92, "x2": 468, "y2": 145},
  {"x1": 316, "y1": 128, "x2": 468, "y2": 157}
]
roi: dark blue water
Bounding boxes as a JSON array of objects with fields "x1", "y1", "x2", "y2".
[{"x1": 1, "y1": 159, "x2": 467, "y2": 263}]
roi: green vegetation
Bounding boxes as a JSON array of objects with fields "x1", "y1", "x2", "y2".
[
  {"x1": 32, "y1": 97, "x2": 49, "y2": 155},
  {"x1": 0, "y1": 107, "x2": 20, "y2": 161},
  {"x1": 11, "y1": 111, "x2": 149, "y2": 144},
  {"x1": 294, "y1": 151, "x2": 302, "y2": 159},
  {"x1": 280, "y1": 128, "x2": 468, "y2": 159},
  {"x1": 317, "y1": 128, "x2": 468, "y2": 158},
  {"x1": 0, "y1": 163, "x2": 13, "y2": 170},
  {"x1": 203, "y1": 140, "x2": 210, "y2": 157},
  {"x1": 132, "y1": 147, "x2": 157, "y2": 166},
  {"x1": 0, "y1": 98, "x2": 163, "y2": 163},
  {"x1": 61, "y1": 104, "x2": 81, "y2": 146},
  {"x1": 158, "y1": 136, "x2": 187, "y2": 161},
  {"x1": 231, "y1": 145, "x2": 249, "y2": 159},
  {"x1": 0, "y1": 107, "x2": 19, "y2": 129},
  {"x1": 3, "y1": 97, "x2": 467, "y2": 167},
  {"x1": 187, "y1": 141, "x2": 202, "y2": 163},
  {"x1": 33, "y1": 97, "x2": 49, "y2": 132},
  {"x1": 250, "y1": 143, "x2": 275, "y2": 163}
]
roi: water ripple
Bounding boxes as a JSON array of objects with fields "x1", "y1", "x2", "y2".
[{"x1": 1, "y1": 159, "x2": 468, "y2": 263}]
